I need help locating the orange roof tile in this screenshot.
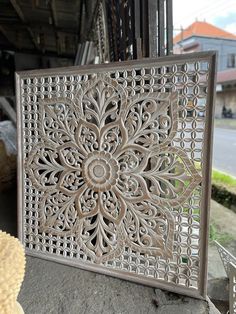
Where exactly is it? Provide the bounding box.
[174,21,236,44]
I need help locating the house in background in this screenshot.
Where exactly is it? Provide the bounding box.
[216,69,236,118]
[174,21,236,71]
[174,21,236,117]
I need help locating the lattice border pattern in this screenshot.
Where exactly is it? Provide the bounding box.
[230,263,236,314]
[215,241,236,277]
[16,52,216,299]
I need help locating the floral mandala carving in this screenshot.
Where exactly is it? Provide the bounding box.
[26,74,202,263]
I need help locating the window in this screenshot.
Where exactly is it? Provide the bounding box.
[227,53,236,68]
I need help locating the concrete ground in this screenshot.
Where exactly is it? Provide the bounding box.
[18,256,219,314]
[1,189,233,313]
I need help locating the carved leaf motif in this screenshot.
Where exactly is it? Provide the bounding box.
[26,144,64,191]
[99,189,126,224]
[40,191,77,235]
[144,147,202,207]
[76,75,127,128]
[76,186,99,218]
[39,98,79,146]
[75,119,99,154]
[100,119,128,155]
[58,143,85,169]
[59,170,84,194]
[124,92,178,149]
[116,145,150,201]
[124,201,175,258]
[77,212,125,263]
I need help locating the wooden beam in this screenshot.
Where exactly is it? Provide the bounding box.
[119,1,126,60]
[26,27,41,51]
[133,0,142,59]
[9,0,41,51]
[76,0,82,39]
[49,0,60,54]
[0,25,20,48]
[148,0,157,58]
[157,0,165,57]
[50,0,58,27]
[166,0,173,55]
[0,19,80,35]
[141,0,149,58]
[9,0,25,22]
[87,0,99,41]
[0,43,75,58]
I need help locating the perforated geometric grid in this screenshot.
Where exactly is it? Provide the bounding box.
[230,263,236,314]
[16,52,216,299]
[215,241,236,277]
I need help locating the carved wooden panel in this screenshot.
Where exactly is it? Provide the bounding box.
[16,52,216,299]
[215,241,236,277]
[230,263,236,314]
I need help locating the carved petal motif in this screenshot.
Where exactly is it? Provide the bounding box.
[99,189,126,224]
[40,191,78,235]
[26,74,202,262]
[145,147,202,207]
[58,170,85,194]
[76,186,99,218]
[100,119,128,155]
[116,145,151,201]
[75,119,99,155]
[58,143,85,169]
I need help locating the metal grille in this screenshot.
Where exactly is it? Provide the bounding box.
[16,52,216,299]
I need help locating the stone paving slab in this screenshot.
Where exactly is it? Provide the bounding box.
[18,256,220,314]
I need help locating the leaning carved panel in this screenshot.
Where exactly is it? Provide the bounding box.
[215,240,236,277]
[17,52,216,299]
[230,263,236,314]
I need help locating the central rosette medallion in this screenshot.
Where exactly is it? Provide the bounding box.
[83,152,119,192]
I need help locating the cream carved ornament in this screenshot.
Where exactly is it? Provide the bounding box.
[26,74,201,263]
[0,231,25,314]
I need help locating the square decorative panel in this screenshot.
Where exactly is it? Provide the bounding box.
[16,52,216,299]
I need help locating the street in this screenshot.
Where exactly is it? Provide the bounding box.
[213,127,236,177]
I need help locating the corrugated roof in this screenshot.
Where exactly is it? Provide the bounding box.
[174,21,236,44]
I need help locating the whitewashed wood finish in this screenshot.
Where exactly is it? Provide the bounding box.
[215,241,236,277]
[230,263,236,314]
[16,52,217,299]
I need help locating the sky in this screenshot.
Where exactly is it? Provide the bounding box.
[173,0,236,35]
